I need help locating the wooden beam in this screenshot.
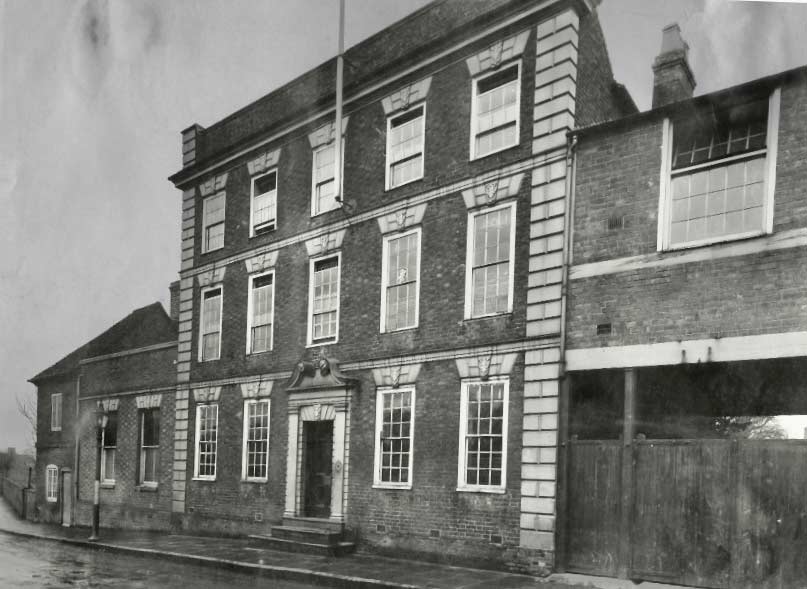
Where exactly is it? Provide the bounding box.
[617,368,637,579]
[555,374,571,572]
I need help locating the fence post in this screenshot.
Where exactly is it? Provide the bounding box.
[617,367,637,579]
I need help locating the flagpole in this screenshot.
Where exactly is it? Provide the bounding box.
[334,0,345,202]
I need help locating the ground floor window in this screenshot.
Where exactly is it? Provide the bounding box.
[458,380,508,491]
[101,410,118,483]
[374,387,415,488]
[195,404,218,479]
[45,465,58,502]
[242,399,269,481]
[139,408,160,485]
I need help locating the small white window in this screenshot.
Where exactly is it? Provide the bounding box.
[101,411,118,484]
[194,404,218,480]
[51,393,62,431]
[242,399,270,481]
[465,202,517,318]
[457,379,508,492]
[45,465,58,502]
[198,286,223,362]
[311,141,344,217]
[373,387,415,489]
[660,88,780,250]
[386,105,425,189]
[251,170,277,236]
[246,272,274,354]
[470,62,521,160]
[380,228,421,332]
[308,254,340,345]
[139,408,160,486]
[202,192,225,253]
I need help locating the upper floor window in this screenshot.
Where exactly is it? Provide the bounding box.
[51,393,62,431]
[311,141,343,217]
[202,193,225,253]
[242,399,270,482]
[247,272,274,354]
[308,254,340,345]
[458,379,508,492]
[101,410,118,484]
[45,465,58,502]
[465,203,516,318]
[199,286,222,362]
[139,408,160,486]
[386,105,425,189]
[251,171,277,236]
[660,88,780,250]
[381,228,421,332]
[373,387,415,489]
[470,63,521,160]
[194,403,218,480]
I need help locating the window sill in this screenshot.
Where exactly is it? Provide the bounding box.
[192,477,216,482]
[250,226,276,238]
[307,339,338,348]
[463,312,513,322]
[662,229,767,253]
[241,478,268,484]
[380,325,419,335]
[372,483,412,491]
[456,486,507,495]
[385,175,424,192]
[201,246,225,255]
[197,357,221,363]
[246,349,273,357]
[100,482,116,489]
[45,498,57,503]
[136,484,158,493]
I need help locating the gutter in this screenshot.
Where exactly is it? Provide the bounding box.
[558,134,578,379]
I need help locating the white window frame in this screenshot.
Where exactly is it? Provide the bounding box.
[194,403,218,481]
[470,61,522,161]
[101,411,117,485]
[307,252,341,346]
[245,271,275,355]
[380,227,422,333]
[198,285,223,362]
[457,378,509,494]
[201,192,226,253]
[250,169,278,236]
[311,139,345,217]
[373,386,415,490]
[138,408,160,487]
[45,465,58,502]
[241,398,270,482]
[657,87,780,252]
[385,104,426,190]
[51,393,62,431]
[464,202,517,319]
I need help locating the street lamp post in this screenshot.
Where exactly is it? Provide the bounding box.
[89,401,108,541]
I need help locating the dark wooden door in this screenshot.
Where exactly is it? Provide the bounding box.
[303,421,333,518]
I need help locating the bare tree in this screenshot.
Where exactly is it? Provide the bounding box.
[15,392,36,450]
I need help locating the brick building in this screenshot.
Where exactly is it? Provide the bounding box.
[561,25,807,588]
[165,0,632,573]
[30,301,177,526]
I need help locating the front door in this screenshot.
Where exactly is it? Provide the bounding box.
[303,421,333,518]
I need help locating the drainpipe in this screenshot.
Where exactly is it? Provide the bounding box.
[333,0,345,203]
[73,371,81,526]
[559,134,578,379]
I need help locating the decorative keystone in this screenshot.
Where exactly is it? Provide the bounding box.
[466,30,530,76]
[462,173,524,209]
[247,149,281,177]
[377,203,428,234]
[382,78,433,115]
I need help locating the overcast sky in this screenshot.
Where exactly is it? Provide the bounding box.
[1,0,806,452]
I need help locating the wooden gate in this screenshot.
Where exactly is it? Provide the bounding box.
[565,439,807,588]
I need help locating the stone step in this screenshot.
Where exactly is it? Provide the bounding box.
[249,534,355,557]
[271,525,342,545]
[282,516,343,533]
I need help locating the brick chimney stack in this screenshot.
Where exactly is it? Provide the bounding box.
[652,23,696,108]
[169,280,180,322]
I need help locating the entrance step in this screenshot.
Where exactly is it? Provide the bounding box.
[250,518,354,557]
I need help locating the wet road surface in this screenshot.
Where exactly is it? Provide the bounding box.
[0,531,317,588]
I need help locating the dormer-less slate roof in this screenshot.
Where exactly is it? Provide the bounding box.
[29,302,178,384]
[170,0,564,183]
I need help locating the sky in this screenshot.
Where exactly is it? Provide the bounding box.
[1,0,806,452]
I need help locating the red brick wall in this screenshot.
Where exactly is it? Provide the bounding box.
[81,347,177,397]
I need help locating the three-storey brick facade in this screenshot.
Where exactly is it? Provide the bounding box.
[166,0,631,572]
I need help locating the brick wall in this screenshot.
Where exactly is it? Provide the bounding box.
[75,393,175,531]
[81,347,177,396]
[568,73,807,349]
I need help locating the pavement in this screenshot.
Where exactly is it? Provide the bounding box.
[0,497,688,589]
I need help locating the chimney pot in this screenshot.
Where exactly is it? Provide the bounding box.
[652,23,696,108]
